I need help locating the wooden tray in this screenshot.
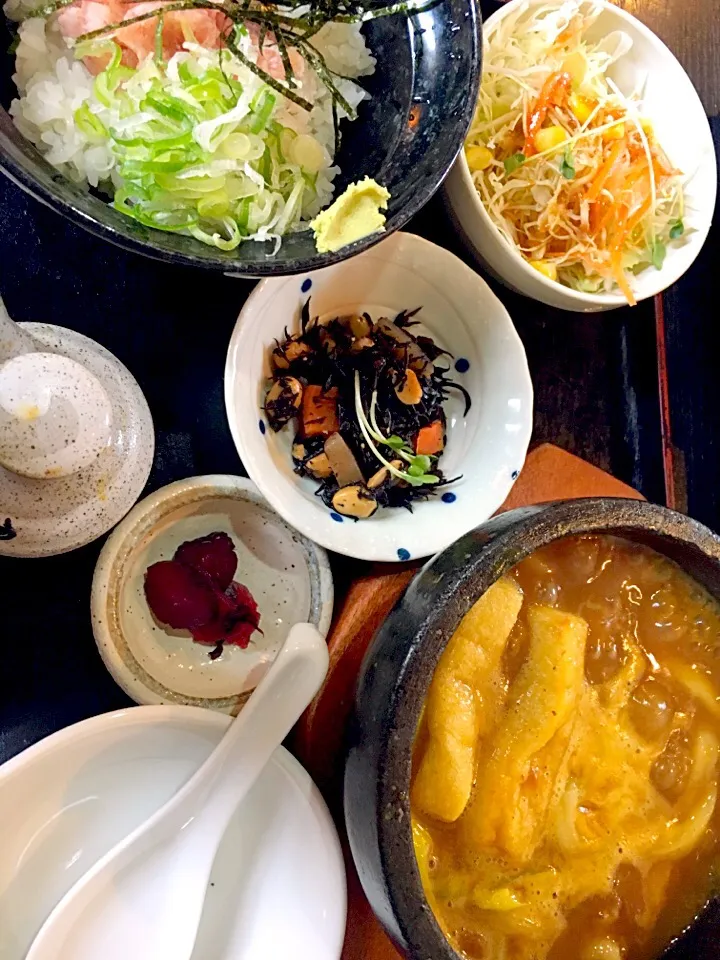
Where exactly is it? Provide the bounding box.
[294,442,643,960]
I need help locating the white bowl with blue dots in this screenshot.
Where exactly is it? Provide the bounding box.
[225,233,533,562]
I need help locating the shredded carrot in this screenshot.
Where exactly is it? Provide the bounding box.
[625,193,653,234]
[524,71,572,155]
[621,157,646,185]
[608,207,629,252]
[652,155,679,180]
[586,139,624,201]
[589,197,608,233]
[593,200,627,238]
[611,251,636,306]
[606,202,642,307]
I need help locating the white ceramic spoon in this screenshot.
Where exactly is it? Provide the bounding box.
[25,622,329,960]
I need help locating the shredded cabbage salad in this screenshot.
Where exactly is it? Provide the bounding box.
[465,0,686,303]
[73,30,336,251]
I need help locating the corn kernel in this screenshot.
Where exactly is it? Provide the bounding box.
[534,125,568,154]
[603,121,625,141]
[529,260,558,282]
[561,52,587,86]
[569,92,593,125]
[465,144,494,171]
[639,117,654,136]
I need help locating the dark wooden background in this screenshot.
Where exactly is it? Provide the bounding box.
[0,0,718,763]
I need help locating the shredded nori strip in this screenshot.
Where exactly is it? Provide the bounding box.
[0,518,17,541]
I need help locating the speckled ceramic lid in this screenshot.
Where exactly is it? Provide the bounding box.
[0,310,154,557]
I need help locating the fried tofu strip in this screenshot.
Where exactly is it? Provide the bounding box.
[412,577,524,822]
[465,605,588,859]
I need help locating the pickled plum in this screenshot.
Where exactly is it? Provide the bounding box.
[144,561,217,630]
[143,531,260,656]
[190,581,261,650]
[174,532,237,590]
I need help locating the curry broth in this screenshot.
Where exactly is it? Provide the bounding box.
[411,535,720,960]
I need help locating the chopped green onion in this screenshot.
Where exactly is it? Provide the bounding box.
[93,60,133,107]
[74,102,108,141]
[249,90,276,134]
[186,78,232,105]
[143,91,199,124]
[93,71,113,108]
[178,60,195,85]
[113,195,199,231]
[75,38,121,69]
[197,192,230,218]
[235,196,251,233]
[259,145,272,184]
[504,153,526,175]
[190,217,241,250]
[77,46,326,248]
[559,146,575,180]
[120,156,191,175]
[111,130,194,149]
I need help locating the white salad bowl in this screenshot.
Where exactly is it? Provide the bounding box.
[444,0,716,312]
[0,706,346,960]
[224,232,533,563]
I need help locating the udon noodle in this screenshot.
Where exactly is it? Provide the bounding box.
[411,535,720,960]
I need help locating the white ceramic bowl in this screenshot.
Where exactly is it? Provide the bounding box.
[91,476,333,714]
[225,233,533,563]
[0,706,346,960]
[444,0,717,312]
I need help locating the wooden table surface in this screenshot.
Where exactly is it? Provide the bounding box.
[0,0,718,762]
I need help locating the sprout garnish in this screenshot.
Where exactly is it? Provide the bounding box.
[355,372,439,487]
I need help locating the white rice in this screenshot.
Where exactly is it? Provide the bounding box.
[5,6,375,218]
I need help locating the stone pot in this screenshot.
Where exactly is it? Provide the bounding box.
[345,497,720,960]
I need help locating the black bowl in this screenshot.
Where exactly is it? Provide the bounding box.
[0,1,480,276]
[345,497,720,960]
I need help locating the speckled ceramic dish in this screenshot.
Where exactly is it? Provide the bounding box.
[0,1,479,276]
[225,232,533,563]
[91,475,333,715]
[345,498,720,960]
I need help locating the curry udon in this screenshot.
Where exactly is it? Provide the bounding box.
[411,535,720,960]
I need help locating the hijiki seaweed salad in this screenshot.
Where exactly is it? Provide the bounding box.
[5,0,434,252]
[263,303,471,519]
